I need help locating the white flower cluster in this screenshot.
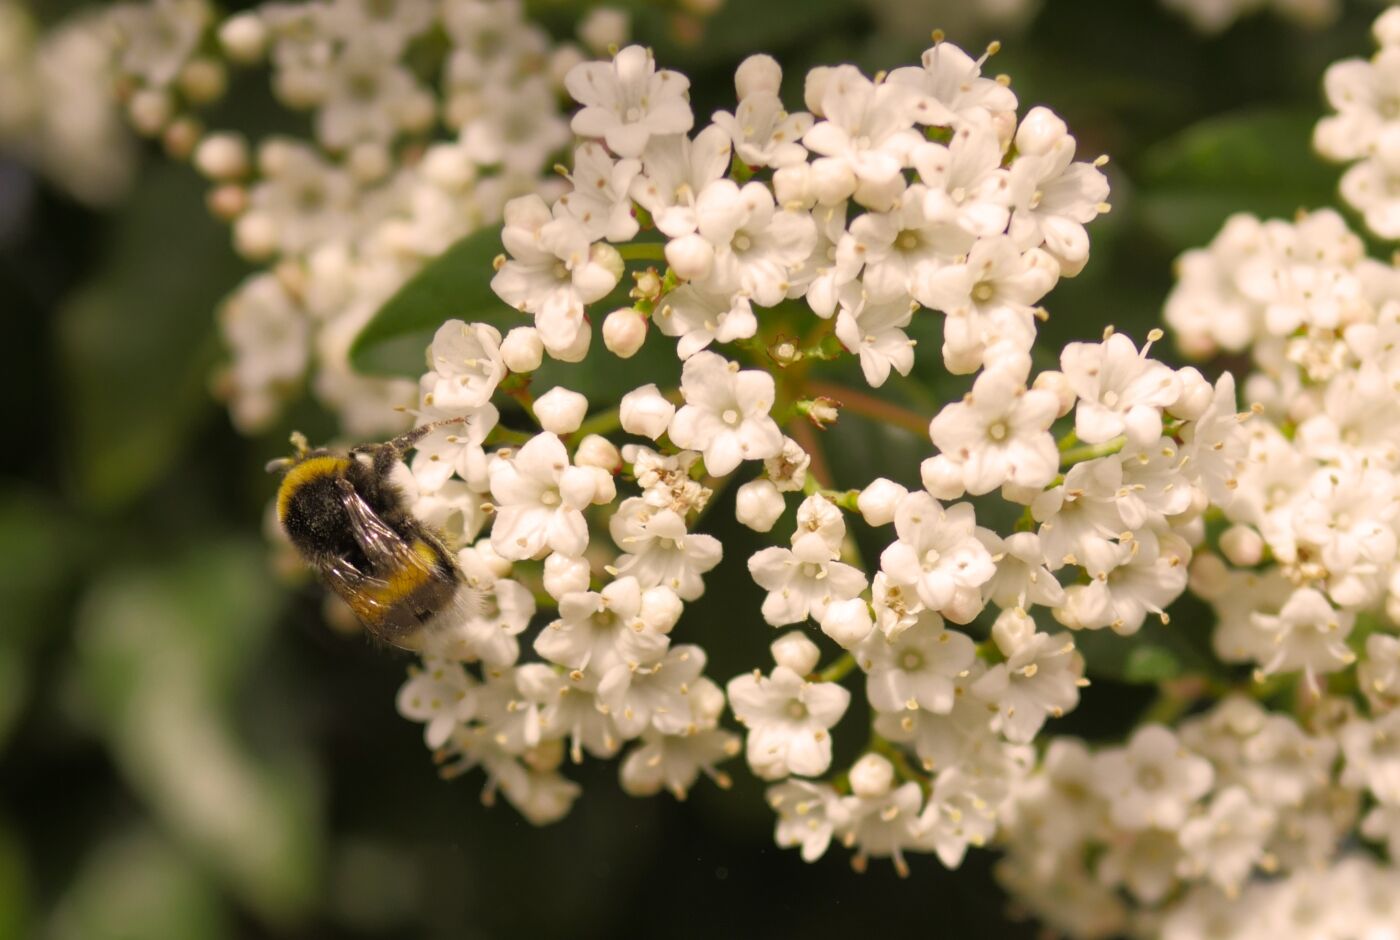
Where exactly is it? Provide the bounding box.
[374,39,1263,883]
[1164,205,1400,684]
[1,0,591,436]
[997,695,1400,939]
[205,0,591,435]
[0,0,140,205]
[1315,6,1400,239]
[1161,0,1339,34]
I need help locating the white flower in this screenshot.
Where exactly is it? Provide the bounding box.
[314,40,432,149]
[490,195,622,353]
[835,185,972,305]
[927,367,1060,496]
[556,141,641,243]
[1007,124,1109,273]
[712,89,812,170]
[1055,530,1191,635]
[802,65,923,209]
[457,75,570,172]
[878,493,995,620]
[683,179,817,306]
[1179,371,1247,506]
[422,320,506,412]
[1177,786,1276,894]
[609,497,722,601]
[913,120,1013,238]
[1249,586,1356,677]
[599,643,709,738]
[1314,45,1400,162]
[488,432,596,560]
[727,666,851,780]
[840,772,926,876]
[534,577,670,676]
[1342,710,1400,805]
[767,779,849,862]
[857,612,975,714]
[619,725,740,799]
[748,532,868,628]
[424,554,534,668]
[918,236,1059,333]
[629,125,732,238]
[619,384,676,440]
[565,45,694,158]
[668,351,783,475]
[654,283,756,359]
[520,665,621,764]
[396,658,477,748]
[1060,332,1181,446]
[971,628,1083,743]
[833,290,917,388]
[1091,725,1214,831]
[888,39,1019,130]
[977,531,1066,610]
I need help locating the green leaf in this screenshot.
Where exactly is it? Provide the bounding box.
[46,827,228,940]
[1074,597,1229,686]
[56,164,247,513]
[1136,108,1340,251]
[72,540,320,924]
[348,224,510,376]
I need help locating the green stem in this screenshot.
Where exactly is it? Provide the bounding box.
[816,653,857,684]
[618,242,666,262]
[572,407,622,441]
[1059,435,1125,468]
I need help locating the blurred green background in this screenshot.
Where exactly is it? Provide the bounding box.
[0,0,1384,936]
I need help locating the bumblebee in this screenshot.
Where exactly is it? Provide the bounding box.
[271,420,477,650]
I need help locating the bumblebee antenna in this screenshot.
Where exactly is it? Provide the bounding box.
[265,430,313,474]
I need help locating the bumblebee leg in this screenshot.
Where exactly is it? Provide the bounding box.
[355,417,473,478]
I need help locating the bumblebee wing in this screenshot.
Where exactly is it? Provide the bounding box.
[327,479,461,647]
[335,477,425,571]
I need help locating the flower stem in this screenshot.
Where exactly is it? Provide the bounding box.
[618,242,666,262]
[805,380,929,437]
[816,653,857,683]
[1058,435,1125,467]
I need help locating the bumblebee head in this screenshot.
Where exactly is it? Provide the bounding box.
[265,430,313,474]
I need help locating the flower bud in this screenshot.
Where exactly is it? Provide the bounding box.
[194,132,249,181]
[1188,552,1230,601]
[578,7,629,54]
[619,384,675,439]
[848,753,894,799]
[421,144,475,190]
[642,586,684,633]
[820,597,874,649]
[1032,370,1076,418]
[549,45,587,92]
[534,387,588,435]
[545,321,592,363]
[1376,5,1400,45]
[735,479,786,532]
[735,53,782,99]
[992,607,1037,658]
[603,308,647,358]
[558,465,598,506]
[810,158,857,205]
[575,434,621,472]
[771,631,820,674]
[218,12,268,63]
[1220,525,1264,567]
[178,58,227,104]
[1013,105,1068,157]
[920,455,966,500]
[543,552,591,599]
[587,466,616,505]
[1169,366,1214,420]
[772,164,815,208]
[857,478,907,527]
[348,141,392,183]
[803,65,834,116]
[501,327,544,373]
[233,211,278,260]
[128,88,173,136]
[665,233,714,281]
